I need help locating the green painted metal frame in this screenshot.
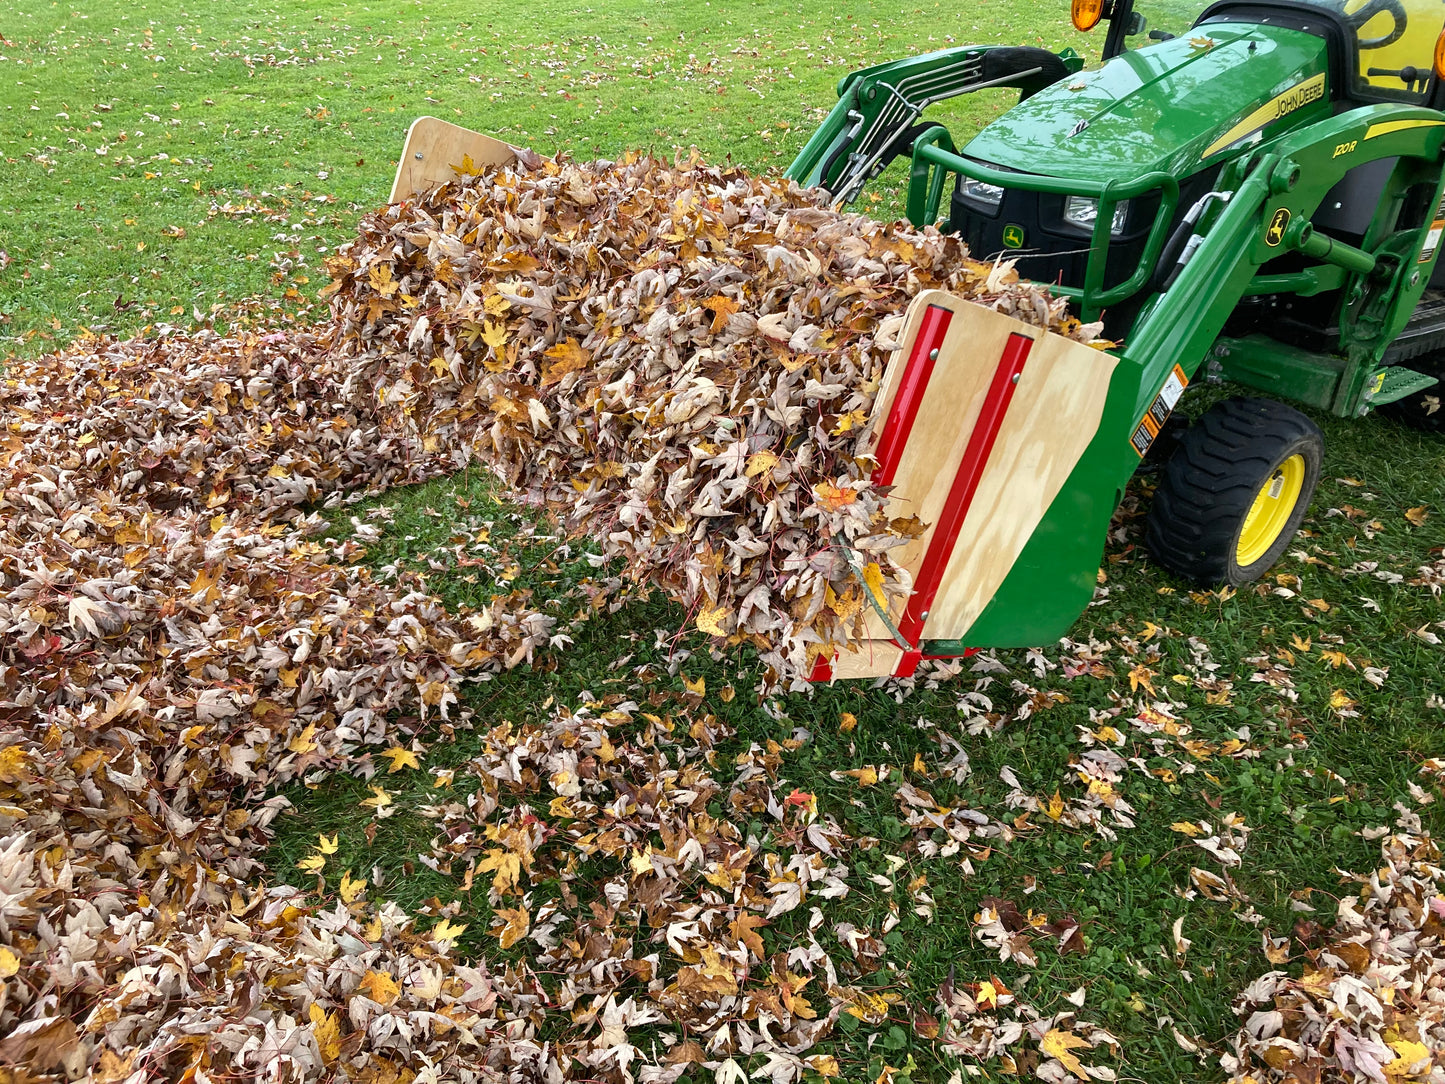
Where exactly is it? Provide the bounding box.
[953,104,1445,650]
[784,45,1083,197]
[787,30,1445,658]
[906,127,1181,322]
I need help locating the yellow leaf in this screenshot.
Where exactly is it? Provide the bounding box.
[481,319,508,350]
[630,845,657,877]
[432,918,469,944]
[1087,779,1117,806]
[845,767,879,787]
[828,582,863,621]
[287,723,318,754]
[695,601,731,637]
[1045,790,1064,821]
[1128,663,1156,694]
[381,746,420,772]
[745,451,780,478]
[476,847,523,894]
[296,852,326,874]
[339,869,367,903]
[731,913,768,959]
[1385,1039,1431,1079]
[1170,821,1203,837]
[1330,689,1358,711]
[830,408,867,435]
[366,263,398,299]
[976,980,999,1009]
[358,969,400,1005]
[317,833,339,855]
[1319,649,1351,669]
[489,907,528,948]
[683,674,706,697]
[839,712,858,733]
[806,1055,841,1079]
[360,785,393,811]
[308,1004,342,1063]
[0,947,18,977]
[549,795,576,819]
[189,565,220,595]
[0,746,32,784]
[1406,506,1430,527]
[1040,1028,1093,1077]
[862,562,887,610]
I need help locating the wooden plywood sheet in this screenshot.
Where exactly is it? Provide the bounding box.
[390,117,520,203]
[825,641,906,681]
[858,293,1041,643]
[923,329,1117,640]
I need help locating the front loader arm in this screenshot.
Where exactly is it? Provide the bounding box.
[953,104,1445,649]
[1124,105,1445,418]
[784,45,1081,204]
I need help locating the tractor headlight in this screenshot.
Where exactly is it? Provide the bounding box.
[1064,196,1129,235]
[960,177,1005,209]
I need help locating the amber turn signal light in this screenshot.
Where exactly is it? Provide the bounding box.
[1072,0,1105,32]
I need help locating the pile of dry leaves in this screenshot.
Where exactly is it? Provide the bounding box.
[0,322,558,1079]
[1222,822,1445,1084]
[323,149,1096,682]
[0,153,1104,1082]
[5,149,1437,1083]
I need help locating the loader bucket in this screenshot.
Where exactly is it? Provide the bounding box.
[390,116,524,203]
[812,292,1123,681]
[386,121,1135,683]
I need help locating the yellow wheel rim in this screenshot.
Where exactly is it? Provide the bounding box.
[1236,453,1307,567]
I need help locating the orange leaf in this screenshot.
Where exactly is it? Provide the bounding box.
[730,913,768,958]
[813,482,858,512]
[700,294,740,333]
[541,338,591,385]
[358,969,400,1005]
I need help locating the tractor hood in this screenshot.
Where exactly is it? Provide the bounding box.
[962,23,1330,181]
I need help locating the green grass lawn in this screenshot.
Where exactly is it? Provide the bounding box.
[5,3,1445,1082]
[0,0,1095,351]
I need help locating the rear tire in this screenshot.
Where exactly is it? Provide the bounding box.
[1145,397,1324,586]
[1379,356,1444,431]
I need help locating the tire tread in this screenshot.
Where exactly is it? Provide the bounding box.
[1145,397,1324,586]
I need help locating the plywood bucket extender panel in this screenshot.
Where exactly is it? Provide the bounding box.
[390,117,521,203]
[813,289,1118,681]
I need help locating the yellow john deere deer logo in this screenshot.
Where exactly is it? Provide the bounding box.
[1265,208,1291,247]
[1002,224,1026,249]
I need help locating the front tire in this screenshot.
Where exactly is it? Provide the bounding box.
[1145,397,1324,586]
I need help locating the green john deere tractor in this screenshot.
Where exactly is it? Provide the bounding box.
[787,0,1445,588]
